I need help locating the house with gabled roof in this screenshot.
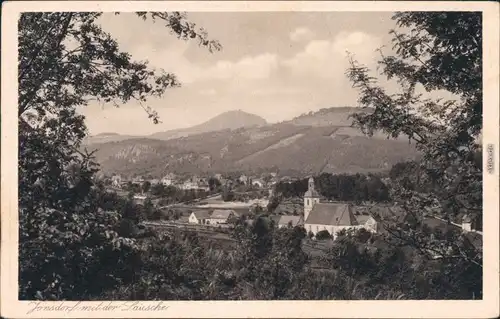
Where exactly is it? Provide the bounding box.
[277,215,304,229]
[161,173,176,186]
[111,175,122,187]
[419,215,482,259]
[355,214,380,233]
[189,210,211,224]
[207,209,239,225]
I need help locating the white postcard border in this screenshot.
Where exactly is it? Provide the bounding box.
[2,1,499,318]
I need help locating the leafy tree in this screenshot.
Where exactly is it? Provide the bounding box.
[142,181,151,194]
[315,230,333,240]
[266,196,280,213]
[252,204,263,214]
[163,185,179,199]
[208,177,221,192]
[221,186,235,202]
[346,11,482,298]
[18,11,220,300]
[150,182,165,196]
[366,177,390,202]
[143,197,154,219]
[261,174,272,186]
[120,193,142,223]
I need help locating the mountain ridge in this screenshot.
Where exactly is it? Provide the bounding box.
[83,110,268,145]
[84,106,371,144]
[149,109,268,141]
[85,107,419,177]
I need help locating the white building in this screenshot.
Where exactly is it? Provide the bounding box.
[189,210,211,224]
[239,174,249,185]
[252,179,265,188]
[189,209,238,225]
[149,178,160,185]
[180,180,198,190]
[132,176,145,184]
[161,173,176,186]
[462,214,473,232]
[304,177,321,219]
[303,177,379,239]
[206,209,238,224]
[111,175,122,187]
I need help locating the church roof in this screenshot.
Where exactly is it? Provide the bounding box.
[305,203,358,226]
[304,189,320,197]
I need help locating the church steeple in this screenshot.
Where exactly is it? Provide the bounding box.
[304,176,320,222]
[308,177,315,192]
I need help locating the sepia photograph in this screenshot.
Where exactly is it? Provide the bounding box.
[1,1,499,318]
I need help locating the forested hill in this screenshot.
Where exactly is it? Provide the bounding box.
[287,106,370,127]
[150,110,267,141]
[85,107,420,177]
[86,125,419,177]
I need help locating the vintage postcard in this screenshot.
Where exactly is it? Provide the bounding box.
[1,1,499,318]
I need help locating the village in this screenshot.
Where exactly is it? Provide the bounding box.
[101,170,482,259]
[104,171,291,226]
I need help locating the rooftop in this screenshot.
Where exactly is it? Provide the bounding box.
[278,215,304,226]
[354,214,372,224]
[360,205,407,223]
[211,209,238,219]
[304,189,321,198]
[178,215,190,223]
[192,210,211,219]
[305,203,358,226]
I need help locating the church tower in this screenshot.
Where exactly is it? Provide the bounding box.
[304,177,320,221]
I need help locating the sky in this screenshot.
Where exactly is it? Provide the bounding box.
[81,11,400,136]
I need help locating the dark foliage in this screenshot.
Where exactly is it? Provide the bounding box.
[275,172,390,203]
[315,230,333,240]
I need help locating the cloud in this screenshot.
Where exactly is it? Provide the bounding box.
[331,31,382,62]
[201,53,279,81]
[131,42,203,83]
[123,30,380,86]
[132,42,279,84]
[289,27,315,42]
[282,31,382,78]
[199,88,217,96]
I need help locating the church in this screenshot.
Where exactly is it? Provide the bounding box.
[303,177,379,239]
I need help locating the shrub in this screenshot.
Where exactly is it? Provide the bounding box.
[315,230,333,240]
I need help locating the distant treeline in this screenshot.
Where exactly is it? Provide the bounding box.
[274,172,390,203]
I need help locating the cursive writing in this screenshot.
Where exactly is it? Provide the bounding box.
[27,301,170,314]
